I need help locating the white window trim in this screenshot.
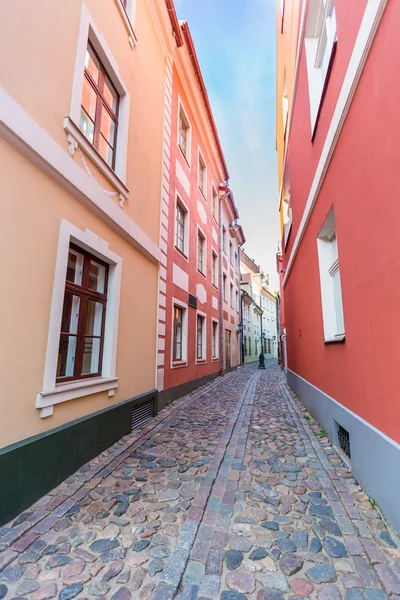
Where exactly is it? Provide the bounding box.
[67,3,130,191]
[174,192,190,260]
[212,317,219,360]
[36,219,122,418]
[317,207,345,342]
[211,248,218,289]
[196,310,207,363]
[114,0,137,47]
[211,182,218,223]
[197,147,207,200]
[304,0,337,136]
[223,273,228,303]
[196,225,207,276]
[177,95,192,168]
[171,298,189,367]
[230,283,234,309]
[282,174,292,246]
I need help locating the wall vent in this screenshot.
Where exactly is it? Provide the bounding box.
[337,424,351,459]
[132,400,153,431]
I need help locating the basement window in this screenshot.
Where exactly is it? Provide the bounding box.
[337,423,351,459]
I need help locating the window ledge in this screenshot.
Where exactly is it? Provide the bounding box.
[196,359,207,364]
[64,117,129,201]
[174,246,189,262]
[114,0,137,47]
[172,361,188,369]
[324,335,345,345]
[178,146,191,169]
[36,377,120,418]
[199,187,207,201]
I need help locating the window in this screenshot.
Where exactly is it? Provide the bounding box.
[197,314,206,360]
[176,201,187,255]
[244,336,247,355]
[222,227,226,253]
[173,306,184,361]
[235,252,238,272]
[282,71,288,133]
[305,0,337,135]
[267,338,272,354]
[255,340,258,356]
[198,152,206,196]
[282,174,292,246]
[57,244,108,382]
[230,284,234,308]
[178,102,191,162]
[212,251,218,287]
[229,242,233,265]
[212,187,218,222]
[223,274,227,302]
[212,320,219,359]
[80,43,119,169]
[317,207,345,341]
[197,231,205,274]
[249,338,252,355]
[236,291,239,313]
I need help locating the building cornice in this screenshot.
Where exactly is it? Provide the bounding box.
[0,86,160,264]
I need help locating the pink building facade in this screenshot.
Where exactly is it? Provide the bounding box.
[156,21,245,405]
[278,0,400,533]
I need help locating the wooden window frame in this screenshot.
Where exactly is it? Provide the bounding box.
[173,306,184,361]
[197,231,205,274]
[197,315,205,360]
[176,202,186,254]
[57,243,109,384]
[81,41,120,170]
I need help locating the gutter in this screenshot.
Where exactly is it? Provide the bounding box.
[165,0,183,47]
[218,189,230,375]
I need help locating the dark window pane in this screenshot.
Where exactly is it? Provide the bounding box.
[57,335,77,378]
[60,293,80,334]
[85,300,104,336]
[82,337,101,375]
[89,260,106,293]
[66,249,84,285]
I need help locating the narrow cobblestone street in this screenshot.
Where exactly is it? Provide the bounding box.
[0,363,399,600]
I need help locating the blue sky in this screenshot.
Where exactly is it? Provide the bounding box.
[174,0,279,288]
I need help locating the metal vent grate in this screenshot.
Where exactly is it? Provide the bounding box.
[338,424,351,459]
[132,400,153,431]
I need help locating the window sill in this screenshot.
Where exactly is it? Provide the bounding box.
[198,187,207,202]
[212,357,219,362]
[64,117,129,202]
[172,361,188,369]
[114,0,137,47]
[324,335,345,345]
[197,269,206,280]
[212,284,218,291]
[178,145,191,170]
[174,246,189,263]
[36,377,119,418]
[196,359,207,364]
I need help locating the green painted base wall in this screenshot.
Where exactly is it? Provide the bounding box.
[0,389,157,526]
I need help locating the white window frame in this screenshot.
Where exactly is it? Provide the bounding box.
[196,310,207,362]
[223,273,228,303]
[198,148,207,200]
[114,0,137,47]
[304,0,337,136]
[36,219,122,418]
[65,4,130,198]
[317,207,345,342]
[236,290,240,313]
[177,96,192,167]
[197,226,207,276]
[171,298,189,366]
[230,283,234,309]
[174,193,190,259]
[212,318,219,360]
[212,249,218,288]
[211,183,218,223]
[222,226,227,254]
[282,174,292,246]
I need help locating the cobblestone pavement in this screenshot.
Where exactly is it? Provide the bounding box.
[1,363,399,600]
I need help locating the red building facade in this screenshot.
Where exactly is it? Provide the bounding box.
[278,0,400,533]
[156,20,244,405]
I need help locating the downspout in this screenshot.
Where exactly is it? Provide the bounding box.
[237,242,245,366]
[219,189,230,376]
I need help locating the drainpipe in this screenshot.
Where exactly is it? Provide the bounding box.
[219,188,230,376]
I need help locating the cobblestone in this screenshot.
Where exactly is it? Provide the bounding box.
[0,363,398,599]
